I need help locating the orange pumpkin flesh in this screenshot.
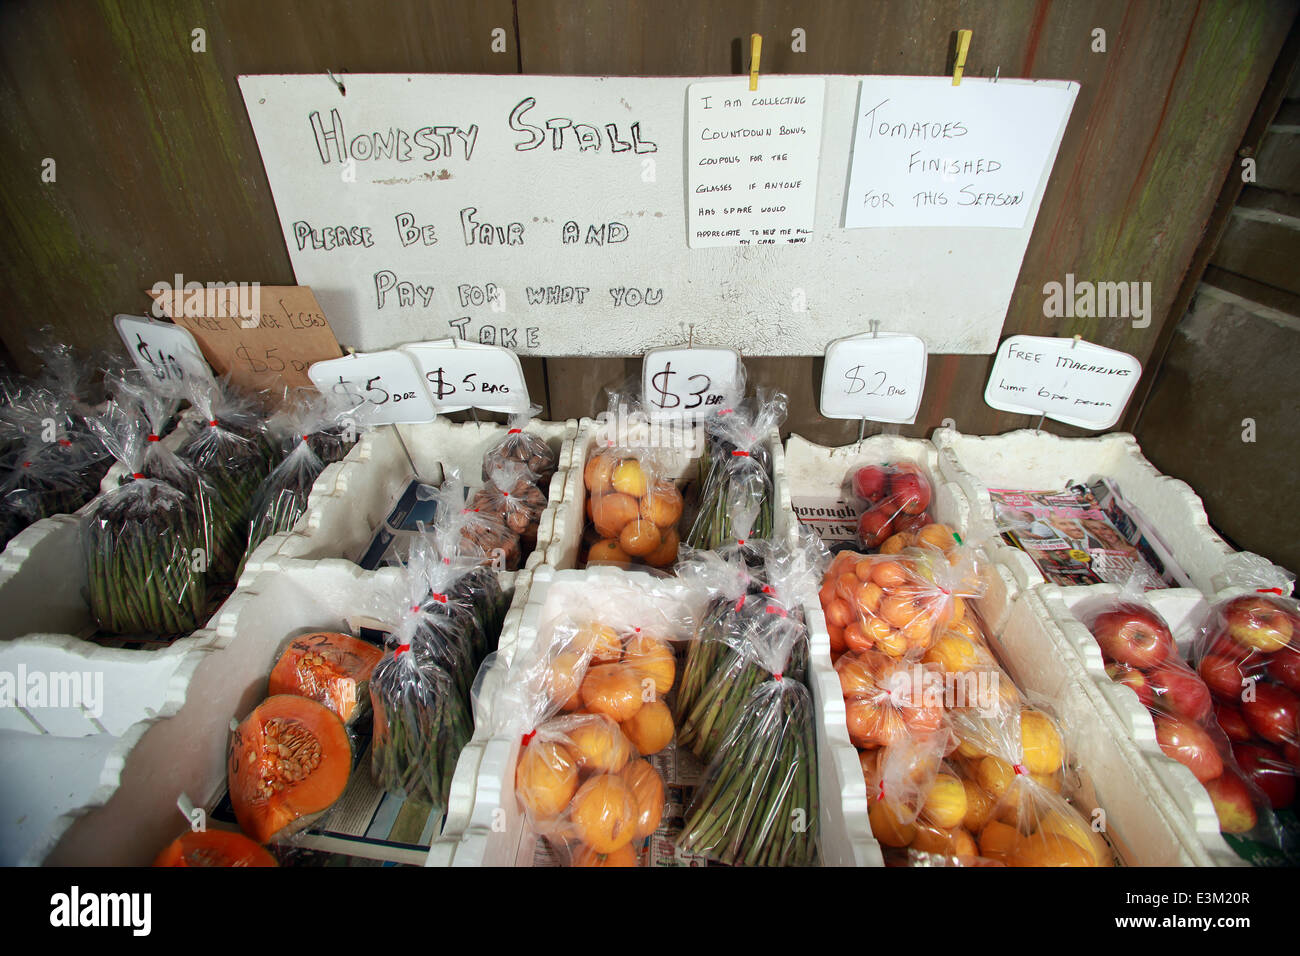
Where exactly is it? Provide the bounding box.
[153,829,278,867]
[228,695,352,844]
[268,632,383,723]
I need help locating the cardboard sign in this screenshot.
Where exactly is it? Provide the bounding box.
[113,314,210,397]
[150,285,343,393]
[984,334,1142,430]
[844,77,1076,229]
[642,347,744,421]
[403,340,529,413]
[686,77,826,247]
[820,332,927,423]
[307,350,435,425]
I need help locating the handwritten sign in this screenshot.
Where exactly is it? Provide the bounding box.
[151,285,343,393]
[642,347,744,421]
[239,74,1076,356]
[686,77,825,247]
[844,77,1076,229]
[403,340,529,413]
[113,314,210,397]
[307,350,435,425]
[984,334,1141,430]
[820,332,927,423]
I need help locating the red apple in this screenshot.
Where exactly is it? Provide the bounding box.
[1199,654,1250,701]
[1091,605,1173,669]
[1148,664,1213,722]
[889,470,931,516]
[852,465,889,503]
[857,507,894,548]
[1155,714,1224,783]
[1241,683,1300,746]
[1267,649,1300,694]
[1106,662,1155,709]
[894,511,931,535]
[1213,701,1254,744]
[1204,769,1258,834]
[1224,595,1295,653]
[1285,742,1300,774]
[1203,630,1252,664]
[1232,742,1296,810]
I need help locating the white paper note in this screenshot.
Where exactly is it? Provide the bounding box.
[686,77,826,247]
[844,77,1075,229]
[984,334,1142,430]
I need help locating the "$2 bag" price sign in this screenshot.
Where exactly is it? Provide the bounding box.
[642,347,743,421]
[308,350,435,424]
[820,332,927,424]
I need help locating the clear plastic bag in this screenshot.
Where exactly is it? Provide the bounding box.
[482,405,558,486]
[82,402,209,636]
[685,391,785,550]
[0,438,98,548]
[467,459,548,545]
[430,471,521,570]
[847,460,937,550]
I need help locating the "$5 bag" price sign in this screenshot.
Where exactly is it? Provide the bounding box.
[308,350,435,425]
[642,347,743,421]
[403,340,529,414]
[820,332,927,424]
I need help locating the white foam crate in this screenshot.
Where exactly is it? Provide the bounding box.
[1036,583,1250,864]
[246,417,578,581]
[931,427,1285,598]
[538,417,787,570]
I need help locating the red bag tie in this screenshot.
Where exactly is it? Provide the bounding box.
[765,605,788,618]
[394,643,411,658]
[429,593,448,604]
[773,671,783,681]
[1257,588,1285,595]
[1014,764,1028,776]
[58,439,72,447]
[760,584,775,595]
[508,428,522,434]
[131,472,145,479]
[734,594,746,612]
[521,730,536,748]
[737,538,746,546]
[208,419,219,427]
[147,434,160,442]
[21,461,31,468]
[731,450,750,457]
[301,434,310,443]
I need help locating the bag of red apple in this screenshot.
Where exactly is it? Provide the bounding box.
[849,460,937,551]
[1075,585,1283,843]
[1193,585,1299,819]
[943,697,1115,867]
[821,544,986,662]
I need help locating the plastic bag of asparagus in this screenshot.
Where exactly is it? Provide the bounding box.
[0,435,104,549]
[674,533,826,865]
[82,400,209,637]
[367,536,478,806]
[240,392,357,575]
[685,390,786,550]
[181,374,276,584]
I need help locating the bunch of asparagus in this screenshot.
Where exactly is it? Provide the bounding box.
[686,435,774,550]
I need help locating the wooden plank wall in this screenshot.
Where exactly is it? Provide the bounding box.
[1,0,1296,442]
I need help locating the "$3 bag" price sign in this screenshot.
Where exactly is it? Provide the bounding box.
[642,347,743,421]
[308,350,435,424]
[820,332,927,424]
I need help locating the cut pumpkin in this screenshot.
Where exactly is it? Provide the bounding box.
[268,631,383,723]
[228,695,352,844]
[153,829,278,867]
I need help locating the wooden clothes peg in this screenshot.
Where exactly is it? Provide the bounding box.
[952,29,972,86]
[750,33,762,91]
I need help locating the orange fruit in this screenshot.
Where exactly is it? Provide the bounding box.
[565,716,631,773]
[623,635,675,695]
[591,493,639,538]
[1008,829,1096,867]
[570,774,638,854]
[853,558,875,582]
[856,581,884,615]
[835,573,861,602]
[584,453,618,494]
[622,699,674,755]
[962,779,996,831]
[621,759,665,838]
[568,623,623,663]
[910,823,978,859]
[925,633,981,673]
[587,539,631,565]
[818,581,837,609]
[643,527,679,567]
[879,533,910,555]
[901,617,934,651]
[846,698,908,749]
[580,664,644,721]
[881,592,922,629]
[844,621,873,655]
[876,626,908,658]
[619,519,661,557]
[1020,710,1064,774]
[572,843,638,867]
[827,624,847,654]
[836,653,876,698]
[1038,809,1111,867]
[639,481,683,528]
[871,562,909,590]
[917,523,957,552]
[921,773,968,829]
[515,739,578,819]
[976,756,1015,799]
[549,651,586,711]
[869,800,917,848]
[825,599,852,630]
[978,820,1019,862]
[611,459,648,497]
[1031,771,1061,792]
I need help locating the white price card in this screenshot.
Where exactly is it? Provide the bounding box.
[820,332,927,423]
[308,350,435,425]
[642,347,744,421]
[686,77,826,247]
[843,77,1076,229]
[403,340,529,414]
[114,314,210,397]
[984,334,1141,430]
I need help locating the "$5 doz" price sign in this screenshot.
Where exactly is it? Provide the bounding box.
[820,331,927,424]
[642,347,743,421]
[308,350,435,424]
